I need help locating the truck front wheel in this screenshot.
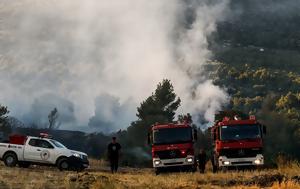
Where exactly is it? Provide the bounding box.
[190,165,197,172]
[3,153,18,167]
[57,158,69,171]
[212,154,218,173]
[155,168,161,175]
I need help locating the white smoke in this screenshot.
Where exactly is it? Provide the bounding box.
[88,93,136,133]
[0,0,229,132]
[22,93,76,128]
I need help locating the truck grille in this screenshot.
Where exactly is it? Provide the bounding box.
[220,148,262,158]
[156,150,182,159]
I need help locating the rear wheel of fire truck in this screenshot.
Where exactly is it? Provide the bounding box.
[57,157,69,171]
[155,168,160,175]
[190,165,197,172]
[18,162,31,168]
[212,155,218,173]
[212,164,218,173]
[220,166,228,172]
[3,152,18,167]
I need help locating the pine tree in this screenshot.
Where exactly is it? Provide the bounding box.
[127,79,181,146]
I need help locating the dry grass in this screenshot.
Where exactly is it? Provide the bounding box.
[0,160,300,189]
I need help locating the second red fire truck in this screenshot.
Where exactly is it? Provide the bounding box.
[211,115,266,172]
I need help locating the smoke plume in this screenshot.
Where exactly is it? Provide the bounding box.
[0,0,229,132]
[22,94,76,129]
[88,94,135,133]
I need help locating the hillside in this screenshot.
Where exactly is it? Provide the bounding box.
[205,0,300,161]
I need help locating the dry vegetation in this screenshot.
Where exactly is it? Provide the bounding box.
[0,160,300,189]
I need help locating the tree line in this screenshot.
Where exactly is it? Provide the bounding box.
[1,77,300,166]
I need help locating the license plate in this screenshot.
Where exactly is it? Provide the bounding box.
[168,159,181,163]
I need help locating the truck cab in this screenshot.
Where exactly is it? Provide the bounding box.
[0,134,89,170]
[211,115,266,171]
[148,123,197,174]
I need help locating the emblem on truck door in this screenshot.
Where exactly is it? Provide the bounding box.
[40,150,50,160]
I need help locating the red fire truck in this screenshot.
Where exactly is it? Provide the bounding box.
[211,115,266,172]
[148,123,198,174]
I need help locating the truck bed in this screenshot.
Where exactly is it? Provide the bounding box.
[0,142,25,161]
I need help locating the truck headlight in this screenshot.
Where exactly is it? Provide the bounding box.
[186,157,193,163]
[223,161,230,165]
[72,153,81,158]
[254,159,262,165]
[154,160,161,165]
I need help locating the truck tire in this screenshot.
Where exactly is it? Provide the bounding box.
[3,152,18,167]
[18,162,31,168]
[221,166,228,172]
[57,157,69,171]
[155,168,160,175]
[190,165,197,172]
[212,163,218,173]
[212,154,218,173]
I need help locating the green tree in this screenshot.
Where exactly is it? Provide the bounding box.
[0,105,11,137]
[136,79,181,124]
[126,79,181,147]
[48,107,60,130]
[0,105,9,127]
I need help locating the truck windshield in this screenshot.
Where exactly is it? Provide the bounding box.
[220,124,261,141]
[50,139,67,148]
[153,127,192,145]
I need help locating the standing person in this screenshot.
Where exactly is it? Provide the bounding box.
[198,148,207,173]
[107,137,121,173]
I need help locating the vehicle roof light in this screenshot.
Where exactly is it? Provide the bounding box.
[223,117,230,121]
[39,133,52,138]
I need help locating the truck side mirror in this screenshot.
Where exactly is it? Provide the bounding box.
[263,125,267,135]
[193,129,198,141]
[147,133,151,145]
[213,132,216,141]
[212,130,217,141]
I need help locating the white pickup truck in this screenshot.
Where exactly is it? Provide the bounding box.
[0,135,89,170]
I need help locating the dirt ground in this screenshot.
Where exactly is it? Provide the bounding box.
[0,161,300,189]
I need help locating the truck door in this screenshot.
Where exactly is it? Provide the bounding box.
[24,139,55,163]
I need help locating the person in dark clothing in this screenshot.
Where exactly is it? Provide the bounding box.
[107,137,121,173]
[198,148,207,173]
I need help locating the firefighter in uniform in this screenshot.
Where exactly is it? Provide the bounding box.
[107,137,121,173]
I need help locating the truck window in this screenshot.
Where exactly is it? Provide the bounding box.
[220,124,261,141]
[153,127,192,145]
[28,139,54,149]
[50,139,66,148]
[28,139,37,146]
